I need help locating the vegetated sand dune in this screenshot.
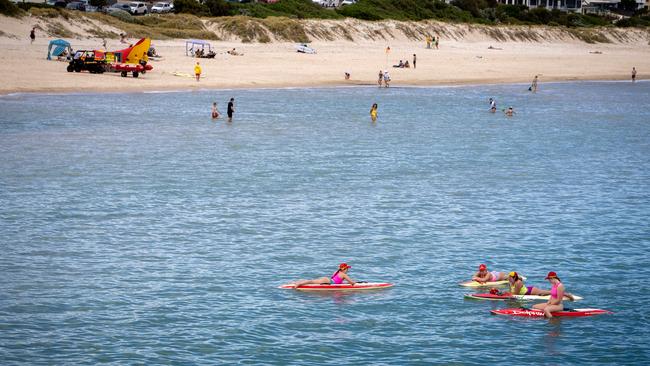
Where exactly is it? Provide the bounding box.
[0,13,648,94]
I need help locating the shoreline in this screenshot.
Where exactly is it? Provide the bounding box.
[1,15,648,97]
[0,75,644,97]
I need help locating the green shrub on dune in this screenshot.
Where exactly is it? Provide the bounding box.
[1,0,23,17]
[232,0,341,19]
[337,0,473,22]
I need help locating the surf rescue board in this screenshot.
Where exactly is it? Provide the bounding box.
[465,293,582,301]
[279,282,393,291]
[491,308,612,317]
[459,276,526,288]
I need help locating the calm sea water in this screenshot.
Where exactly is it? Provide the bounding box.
[1,82,649,365]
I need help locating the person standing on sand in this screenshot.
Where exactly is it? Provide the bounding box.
[435,36,439,49]
[413,54,417,69]
[383,70,391,88]
[30,27,36,44]
[227,98,235,122]
[378,70,383,88]
[211,102,220,119]
[632,67,637,82]
[194,61,202,82]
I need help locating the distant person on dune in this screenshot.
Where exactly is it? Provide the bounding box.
[30,27,36,44]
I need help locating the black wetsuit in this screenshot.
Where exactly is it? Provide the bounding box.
[227,101,234,119]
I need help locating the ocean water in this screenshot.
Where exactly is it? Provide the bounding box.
[1,81,649,365]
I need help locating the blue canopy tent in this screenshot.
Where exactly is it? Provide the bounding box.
[185,39,211,56]
[47,39,72,60]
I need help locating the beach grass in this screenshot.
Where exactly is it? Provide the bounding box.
[210,16,272,43]
[84,12,220,40]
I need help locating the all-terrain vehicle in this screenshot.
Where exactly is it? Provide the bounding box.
[67,50,106,74]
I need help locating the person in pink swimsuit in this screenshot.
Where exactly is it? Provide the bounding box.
[472,263,507,283]
[290,263,356,288]
[532,271,572,318]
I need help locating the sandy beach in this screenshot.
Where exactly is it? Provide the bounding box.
[1,14,649,94]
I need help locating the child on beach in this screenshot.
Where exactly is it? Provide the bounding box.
[194,62,202,82]
[289,263,356,289]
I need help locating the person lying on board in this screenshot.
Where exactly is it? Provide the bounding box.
[290,263,356,288]
[532,271,574,318]
[472,263,507,283]
[508,271,549,296]
[507,271,576,299]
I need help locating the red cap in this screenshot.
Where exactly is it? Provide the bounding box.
[545,271,558,280]
[479,264,487,271]
[339,263,351,270]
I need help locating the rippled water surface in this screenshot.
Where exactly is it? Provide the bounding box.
[1,82,649,365]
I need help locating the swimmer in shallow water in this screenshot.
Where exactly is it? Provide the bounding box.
[370,103,378,122]
[489,98,496,113]
[211,102,220,119]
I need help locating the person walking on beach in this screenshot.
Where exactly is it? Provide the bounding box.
[370,103,378,122]
[435,36,439,50]
[211,102,220,119]
[530,75,538,93]
[30,27,36,44]
[227,98,235,122]
[632,67,637,82]
[383,70,391,88]
[413,54,417,69]
[194,61,202,82]
[378,70,383,88]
